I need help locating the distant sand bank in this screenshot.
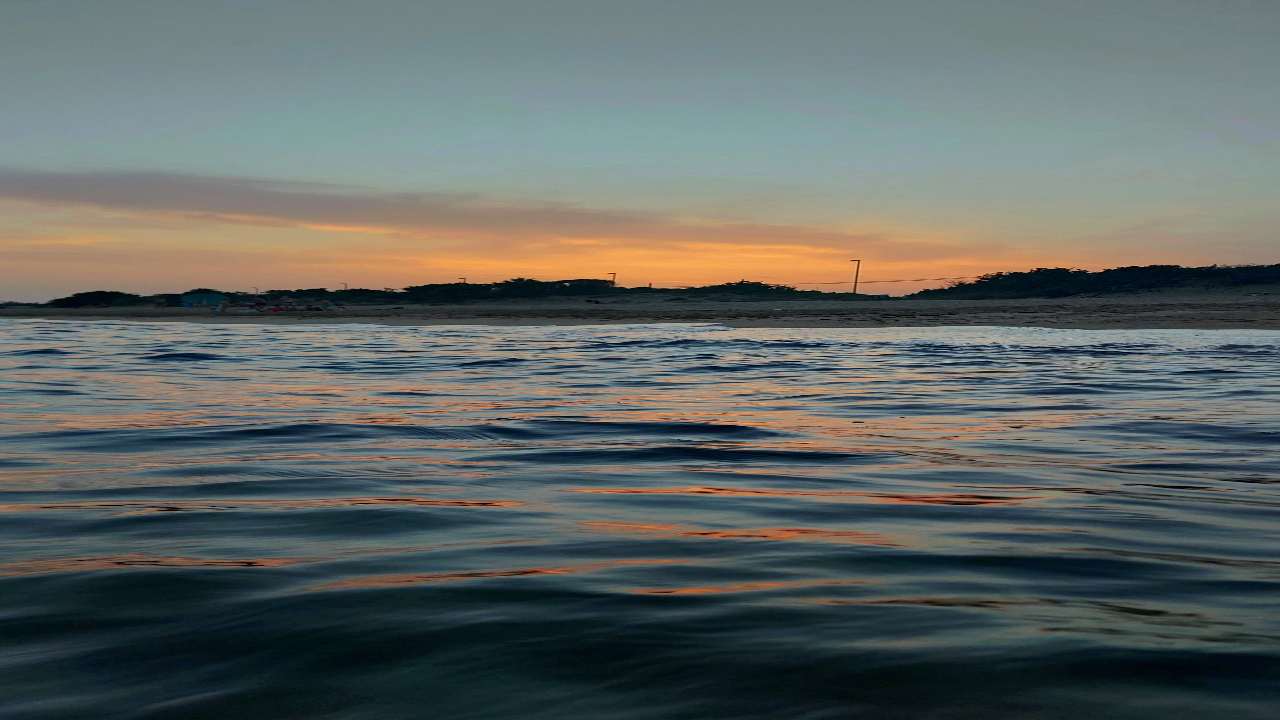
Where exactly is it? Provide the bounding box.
[5,290,1280,330]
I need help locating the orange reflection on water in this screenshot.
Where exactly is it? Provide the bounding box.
[568,485,1036,506]
[0,496,521,516]
[581,520,900,546]
[316,557,684,590]
[0,553,305,576]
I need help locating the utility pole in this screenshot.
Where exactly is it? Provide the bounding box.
[850,259,862,295]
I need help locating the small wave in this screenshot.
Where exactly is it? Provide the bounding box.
[633,577,866,595]
[476,446,887,464]
[0,458,42,468]
[581,520,902,546]
[315,557,684,591]
[139,352,231,361]
[0,553,305,576]
[1015,385,1108,395]
[1207,343,1280,356]
[0,496,521,516]
[584,337,836,351]
[459,357,529,367]
[11,419,786,452]
[7,348,74,356]
[1093,420,1280,445]
[15,387,87,396]
[567,485,1038,506]
[680,361,827,374]
[518,419,782,439]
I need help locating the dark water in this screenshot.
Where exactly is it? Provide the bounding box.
[2,320,1279,719]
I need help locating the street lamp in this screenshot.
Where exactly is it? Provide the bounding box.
[851,259,862,294]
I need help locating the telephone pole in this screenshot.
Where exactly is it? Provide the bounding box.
[851,259,862,295]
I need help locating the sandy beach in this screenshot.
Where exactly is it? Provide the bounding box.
[5,288,1279,329]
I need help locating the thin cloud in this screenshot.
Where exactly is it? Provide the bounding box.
[0,167,984,260]
[0,168,680,237]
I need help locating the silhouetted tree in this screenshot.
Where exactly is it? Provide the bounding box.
[911,264,1280,299]
[48,290,147,308]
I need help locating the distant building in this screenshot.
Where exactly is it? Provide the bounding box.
[181,291,226,309]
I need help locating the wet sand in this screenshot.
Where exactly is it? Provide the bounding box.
[4,289,1280,329]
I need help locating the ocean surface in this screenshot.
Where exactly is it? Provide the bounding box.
[2,319,1279,719]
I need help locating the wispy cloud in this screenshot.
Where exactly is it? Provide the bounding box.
[0,167,987,261]
[0,167,1041,300]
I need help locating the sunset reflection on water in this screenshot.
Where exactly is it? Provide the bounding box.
[2,321,1279,719]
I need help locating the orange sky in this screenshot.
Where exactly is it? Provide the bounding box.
[0,194,1077,300]
[2,208,1267,301]
[4,172,1271,302]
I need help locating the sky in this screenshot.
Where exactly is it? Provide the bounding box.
[2,0,1278,300]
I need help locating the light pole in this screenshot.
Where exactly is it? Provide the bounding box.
[851,259,862,295]
[608,272,617,286]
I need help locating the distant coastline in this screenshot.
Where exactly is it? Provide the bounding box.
[4,288,1279,330]
[5,265,1279,329]
[6,264,1279,311]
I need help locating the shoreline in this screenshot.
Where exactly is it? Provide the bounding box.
[2,315,1279,331]
[4,292,1279,330]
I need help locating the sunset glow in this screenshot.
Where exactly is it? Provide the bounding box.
[3,2,1278,300]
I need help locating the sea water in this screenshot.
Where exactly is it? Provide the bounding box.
[2,320,1278,719]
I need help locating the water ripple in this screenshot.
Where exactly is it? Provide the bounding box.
[1,320,1278,719]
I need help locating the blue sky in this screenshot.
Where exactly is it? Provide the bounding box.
[2,1,1277,299]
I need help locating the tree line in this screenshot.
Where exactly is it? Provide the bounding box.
[910,264,1280,299]
[33,264,1280,307]
[41,278,848,308]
